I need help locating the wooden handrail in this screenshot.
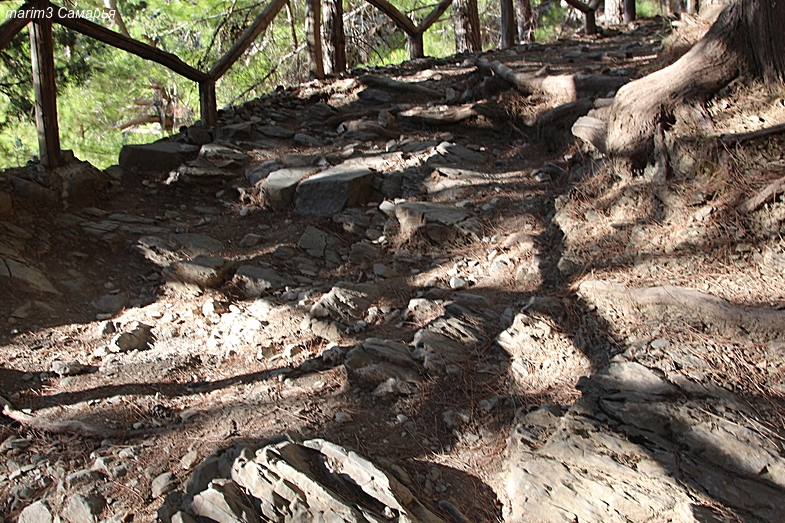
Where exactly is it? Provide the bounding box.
[0,1,39,50]
[419,0,452,32]
[50,3,209,83]
[363,0,418,36]
[209,0,287,80]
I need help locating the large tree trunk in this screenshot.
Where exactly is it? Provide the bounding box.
[323,0,346,74]
[453,0,482,52]
[605,0,622,24]
[516,0,535,42]
[605,0,785,175]
[500,0,517,48]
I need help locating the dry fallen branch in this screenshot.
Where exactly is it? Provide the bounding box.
[0,394,113,438]
[736,175,785,214]
[358,74,443,98]
[475,57,629,103]
[720,122,785,145]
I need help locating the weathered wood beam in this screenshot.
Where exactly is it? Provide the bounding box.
[199,79,217,127]
[419,0,452,32]
[209,0,287,80]
[0,1,37,51]
[305,0,324,79]
[29,18,61,168]
[323,0,346,74]
[363,0,418,35]
[50,4,208,82]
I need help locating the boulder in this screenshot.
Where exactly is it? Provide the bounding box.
[164,256,232,287]
[119,142,200,171]
[294,164,374,217]
[233,266,293,298]
[258,167,320,211]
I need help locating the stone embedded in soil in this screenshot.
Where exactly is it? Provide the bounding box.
[171,233,224,256]
[297,226,329,257]
[345,338,422,386]
[163,255,232,287]
[394,201,469,240]
[309,282,379,324]
[233,266,293,298]
[19,500,53,523]
[212,122,255,142]
[294,164,374,217]
[244,160,280,186]
[412,313,486,374]
[190,479,260,523]
[186,126,212,145]
[225,439,444,523]
[91,293,128,315]
[166,165,238,186]
[258,167,320,211]
[51,360,88,377]
[60,493,105,523]
[238,233,262,248]
[2,258,60,294]
[119,142,200,171]
[152,471,178,498]
[110,322,153,352]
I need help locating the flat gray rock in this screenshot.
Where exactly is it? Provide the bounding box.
[119,142,200,171]
[234,266,293,298]
[258,167,320,211]
[172,233,224,256]
[19,500,53,523]
[190,479,259,523]
[295,164,374,217]
[2,258,60,294]
[228,440,443,523]
[61,494,105,523]
[164,256,232,287]
[309,282,378,324]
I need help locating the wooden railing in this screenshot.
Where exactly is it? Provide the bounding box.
[0,0,547,168]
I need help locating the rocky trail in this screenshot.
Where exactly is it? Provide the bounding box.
[3,17,785,523]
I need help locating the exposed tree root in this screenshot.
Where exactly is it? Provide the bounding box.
[475,57,629,104]
[579,280,785,340]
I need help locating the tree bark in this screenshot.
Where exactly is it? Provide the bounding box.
[585,10,596,34]
[29,19,61,168]
[500,0,517,48]
[516,0,535,42]
[605,0,622,24]
[453,0,481,52]
[605,0,785,175]
[305,0,325,79]
[323,0,346,74]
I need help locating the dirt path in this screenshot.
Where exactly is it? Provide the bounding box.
[3,18,785,523]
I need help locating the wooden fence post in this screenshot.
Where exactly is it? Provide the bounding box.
[623,0,636,23]
[305,0,325,78]
[200,80,217,127]
[323,0,346,74]
[500,0,517,49]
[29,18,60,168]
